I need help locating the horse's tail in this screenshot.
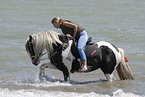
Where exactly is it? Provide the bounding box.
[116,48,134,80]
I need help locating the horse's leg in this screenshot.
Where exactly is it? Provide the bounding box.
[105,73,116,82]
[51,56,70,82]
[112,74,116,81]
[50,43,70,82]
[39,63,49,81]
[56,62,70,81]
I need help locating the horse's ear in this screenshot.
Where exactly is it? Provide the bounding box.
[29,35,33,41]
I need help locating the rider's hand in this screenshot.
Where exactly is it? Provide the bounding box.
[70,37,74,40]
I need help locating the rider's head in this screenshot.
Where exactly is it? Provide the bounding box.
[51,17,63,29]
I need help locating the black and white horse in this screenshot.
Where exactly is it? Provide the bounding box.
[25,31,134,82]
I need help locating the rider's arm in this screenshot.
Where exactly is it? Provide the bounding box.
[62,22,77,39]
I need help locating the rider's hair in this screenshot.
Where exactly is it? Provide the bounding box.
[51,17,63,24]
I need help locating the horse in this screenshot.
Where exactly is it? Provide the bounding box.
[25,31,134,82]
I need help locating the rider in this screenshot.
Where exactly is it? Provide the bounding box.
[51,17,88,71]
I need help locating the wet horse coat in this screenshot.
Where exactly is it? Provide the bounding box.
[25,31,134,82]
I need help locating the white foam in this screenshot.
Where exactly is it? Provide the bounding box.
[112,89,142,97]
[13,80,72,88]
[0,88,143,97]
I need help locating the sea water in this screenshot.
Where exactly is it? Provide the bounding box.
[0,0,145,96]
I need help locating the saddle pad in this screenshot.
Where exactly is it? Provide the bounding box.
[85,43,98,58]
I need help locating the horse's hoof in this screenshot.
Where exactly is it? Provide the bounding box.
[70,69,74,73]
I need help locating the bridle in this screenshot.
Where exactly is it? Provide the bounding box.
[28,37,70,61]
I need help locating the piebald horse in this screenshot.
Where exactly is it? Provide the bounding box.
[25,31,134,82]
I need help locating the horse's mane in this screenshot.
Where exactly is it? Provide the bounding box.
[26,31,62,59]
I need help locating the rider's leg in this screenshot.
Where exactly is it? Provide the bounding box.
[77,30,88,71]
[82,60,87,71]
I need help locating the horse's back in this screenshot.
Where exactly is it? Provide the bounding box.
[96,41,121,59]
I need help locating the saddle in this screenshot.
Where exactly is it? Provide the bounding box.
[71,37,98,58]
[70,37,101,73]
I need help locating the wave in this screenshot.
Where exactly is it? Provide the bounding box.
[0,77,144,97]
[0,88,143,97]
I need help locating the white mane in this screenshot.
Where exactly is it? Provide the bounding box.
[26,31,62,59]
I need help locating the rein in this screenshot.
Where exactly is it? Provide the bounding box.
[40,38,71,61]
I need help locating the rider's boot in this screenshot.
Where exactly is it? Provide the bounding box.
[81,60,88,71]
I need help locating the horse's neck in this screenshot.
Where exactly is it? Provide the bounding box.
[61,40,74,71]
[62,40,73,58]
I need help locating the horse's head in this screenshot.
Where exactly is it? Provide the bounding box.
[25,35,40,66]
[25,31,67,66]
